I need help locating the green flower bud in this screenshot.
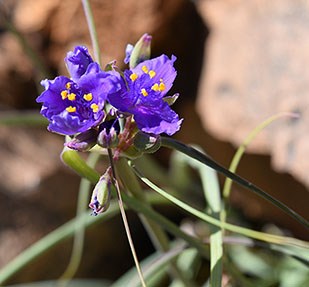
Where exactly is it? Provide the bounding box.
[89,167,112,215]
[129,33,152,68]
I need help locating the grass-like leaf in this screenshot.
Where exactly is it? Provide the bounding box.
[171,147,223,287]
[131,163,308,249]
[161,137,309,229]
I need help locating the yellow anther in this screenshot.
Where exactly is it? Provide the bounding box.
[141,88,148,96]
[142,65,149,73]
[91,103,99,113]
[61,90,68,100]
[151,83,159,92]
[130,73,138,81]
[66,106,76,113]
[149,70,156,78]
[66,82,72,89]
[68,93,76,101]
[83,93,93,101]
[159,82,166,91]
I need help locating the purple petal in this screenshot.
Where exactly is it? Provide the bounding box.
[65,46,93,81]
[37,76,71,117]
[133,102,183,135]
[48,111,101,135]
[132,55,177,96]
[124,44,134,64]
[78,63,122,103]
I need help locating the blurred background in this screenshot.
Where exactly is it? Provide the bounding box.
[0,0,308,284]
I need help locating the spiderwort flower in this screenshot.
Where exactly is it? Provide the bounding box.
[108,54,183,135]
[37,46,120,136]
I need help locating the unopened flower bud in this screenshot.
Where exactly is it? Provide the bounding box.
[97,120,120,148]
[89,167,112,215]
[129,33,152,68]
[133,132,161,154]
[65,129,98,151]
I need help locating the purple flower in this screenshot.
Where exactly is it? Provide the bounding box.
[37,46,120,135]
[107,54,183,135]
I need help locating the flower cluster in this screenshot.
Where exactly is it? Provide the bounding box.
[37,34,182,144]
[37,34,183,214]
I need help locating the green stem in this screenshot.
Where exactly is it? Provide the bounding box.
[107,150,147,287]
[58,153,100,282]
[2,8,50,78]
[116,158,197,287]
[116,158,169,250]
[61,150,209,257]
[121,192,210,258]
[161,137,309,230]
[81,0,101,65]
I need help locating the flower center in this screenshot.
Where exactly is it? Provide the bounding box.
[60,83,99,116]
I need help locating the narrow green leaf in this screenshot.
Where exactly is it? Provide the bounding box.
[172,147,223,287]
[0,111,48,126]
[5,279,111,287]
[130,163,309,249]
[223,112,299,205]
[161,137,309,229]
[111,243,186,287]
[0,203,119,285]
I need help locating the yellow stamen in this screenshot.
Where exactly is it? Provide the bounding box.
[91,103,99,113]
[66,82,72,89]
[141,88,148,96]
[83,93,93,101]
[61,90,68,100]
[142,65,148,73]
[68,93,76,101]
[130,73,138,81]
[159,82,165,91]
[149,70,156,78]
[151,83,159,92]
[66,106,76,113]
